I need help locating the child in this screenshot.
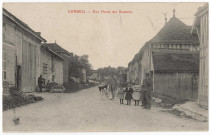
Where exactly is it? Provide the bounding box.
[132,82,141,106]
[117,87,125,104]
[124,85,134,105]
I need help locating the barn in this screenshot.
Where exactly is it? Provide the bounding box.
[2,8,46,93]
[127,9,200,101]
[151,51,199,101]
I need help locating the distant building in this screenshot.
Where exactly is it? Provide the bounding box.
[40,44,65,85]
[89,70,101,81]
[127,10,200,101]
[192,3,208,108]
[2,8,46,93]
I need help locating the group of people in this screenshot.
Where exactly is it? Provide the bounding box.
[38,74,57,92]
[116,72,153,109]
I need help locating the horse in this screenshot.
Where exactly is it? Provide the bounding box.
[98,83,108,91]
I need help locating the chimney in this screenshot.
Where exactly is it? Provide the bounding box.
[173,8,176,17]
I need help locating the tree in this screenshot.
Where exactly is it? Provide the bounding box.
[79,54,92,76]
[68,55,81,78]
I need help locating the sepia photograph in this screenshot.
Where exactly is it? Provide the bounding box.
[1,1,209,133]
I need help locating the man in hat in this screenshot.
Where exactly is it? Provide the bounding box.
[141,72,153,109]
[38,74,44,92]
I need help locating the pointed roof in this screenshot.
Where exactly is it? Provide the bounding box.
[42,43,73,60]
[3,8,46,42]
[41,45,66,60]
[148,17,199,43]
[43,43,70,54]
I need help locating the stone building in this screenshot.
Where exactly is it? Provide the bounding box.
[127,10,200,101]
[2,8,46,93]
[40,44,65,85]
[43,43,73,83]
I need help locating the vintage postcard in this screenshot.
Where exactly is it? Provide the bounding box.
[1,1,209,133]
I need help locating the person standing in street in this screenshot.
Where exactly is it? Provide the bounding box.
[132,81,141,106]
[109,75,117,100]
[38,74,44,92]
[116,86,125,104]
[124,84,134,105]
[141,72,153,109]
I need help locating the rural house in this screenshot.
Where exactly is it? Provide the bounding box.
[43,43,73,83]
[127,10,200,101]
[2,8,46,93]
[40,44,65,86]
[192,3,208,108]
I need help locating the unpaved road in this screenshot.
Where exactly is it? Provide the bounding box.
[3,86,208,132]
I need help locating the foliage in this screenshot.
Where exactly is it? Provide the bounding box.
[68,55,82,78]
[63,81,98,93]
[79,54,92,76]
[3,93,43,111]
[9,87,23,97]
[97,66,127,80]
[68,54,92,78]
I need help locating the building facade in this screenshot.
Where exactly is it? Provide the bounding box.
[43,43,73,83]
[40,45,65,85]
[3,8,46,93]
[127,11,200,101]
[192,3,209,108]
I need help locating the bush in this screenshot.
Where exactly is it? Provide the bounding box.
[9,87,23,97]
[3,93,43,111]
[64,81,98,93]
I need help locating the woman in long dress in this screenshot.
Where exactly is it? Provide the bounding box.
[132,82,141,106]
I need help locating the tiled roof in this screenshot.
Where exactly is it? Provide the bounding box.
[42,43,73,60]
[3,8,46,42]
[41,45,65,60]
[129,16,199,65]
[152,51,199,72]
[148,17,199,43]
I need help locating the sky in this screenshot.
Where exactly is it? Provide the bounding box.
[3,2,205,69]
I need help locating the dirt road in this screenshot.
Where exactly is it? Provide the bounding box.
[3,86,208,132]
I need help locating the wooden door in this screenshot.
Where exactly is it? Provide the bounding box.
[22,41,36,92]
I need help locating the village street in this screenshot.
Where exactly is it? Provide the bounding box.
[3,86,208,132]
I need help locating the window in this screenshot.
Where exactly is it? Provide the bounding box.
[43,63,48,74]
[181,45,186,50]
[186,44,190,50]
[177,44,180,49]
[164,44,169,49]
[169,44,173,49]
